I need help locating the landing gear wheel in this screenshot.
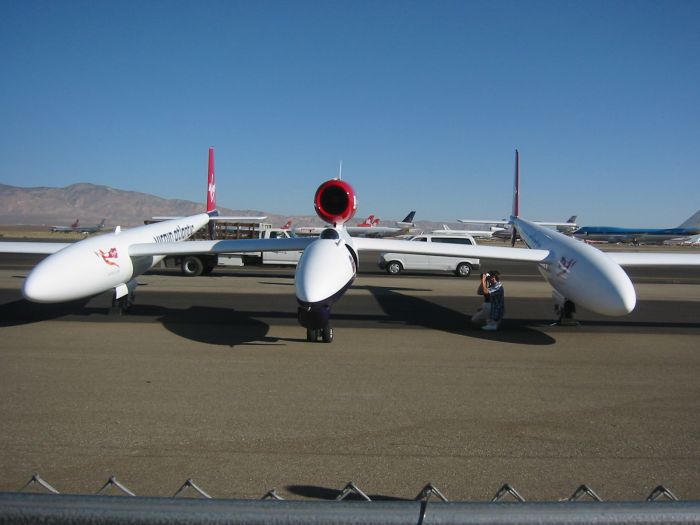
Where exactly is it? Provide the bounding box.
[306,328,318,342]
[110,294,133,315]
[321,325,333,343]
[553,299,579,326]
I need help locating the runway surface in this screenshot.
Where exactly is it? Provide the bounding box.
[0,254,698,501]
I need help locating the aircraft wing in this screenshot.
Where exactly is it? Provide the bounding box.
[458,219,509,226]
[129,237,315,257]
[532,221,577,227]
[0,242,71,254]
[151,216,267,222]
[607,252,700,266]
[344,226,411,237]
[293,226,328,235]
[353,237,550,263]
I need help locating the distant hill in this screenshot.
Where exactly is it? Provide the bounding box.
[0,182,280,227]
[0,182,474,233]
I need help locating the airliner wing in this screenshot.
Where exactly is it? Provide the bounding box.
[129,237,315,257]
[607,252,700,266]
[0,242,72,254]
[532,221,577,227]
[293,227,324,236]
[458,219,509,226]
[344,226,410,237]
[151,215,267,222]
[353,237,550,263]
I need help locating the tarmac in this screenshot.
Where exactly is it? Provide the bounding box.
[0,252,698,501]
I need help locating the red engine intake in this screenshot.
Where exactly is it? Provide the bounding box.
[314,179,357,225]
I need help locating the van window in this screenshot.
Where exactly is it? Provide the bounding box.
[433,237,473,245]
[412,237,428,242]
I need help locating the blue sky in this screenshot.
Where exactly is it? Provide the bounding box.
[1,0,698,226]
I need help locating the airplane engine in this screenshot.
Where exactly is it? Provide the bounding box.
[314,179,357,225]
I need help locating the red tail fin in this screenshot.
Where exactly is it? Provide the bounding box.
[207,147,216,213]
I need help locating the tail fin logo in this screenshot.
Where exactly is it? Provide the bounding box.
[206,147,216,213]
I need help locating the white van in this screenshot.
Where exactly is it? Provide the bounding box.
[378,234,480,277]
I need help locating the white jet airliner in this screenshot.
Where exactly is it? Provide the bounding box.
[1,148,275,312]
[2,149,699,342]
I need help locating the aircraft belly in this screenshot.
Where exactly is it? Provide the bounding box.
[131,255,158,277]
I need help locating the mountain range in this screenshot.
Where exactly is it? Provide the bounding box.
[0,182,468,232]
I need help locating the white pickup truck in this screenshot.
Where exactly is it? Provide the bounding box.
[159,224,303,276]
[378,233,481,277]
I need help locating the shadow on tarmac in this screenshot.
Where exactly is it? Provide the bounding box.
[285,484,410,501]
[364,285,557,346]
[0,298,94,327]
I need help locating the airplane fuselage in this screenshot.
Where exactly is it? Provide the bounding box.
[515,218,636,316]
[573,226,700,244]
[23,214,209,302]
[295,227,358,328]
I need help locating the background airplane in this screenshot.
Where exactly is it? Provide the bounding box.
[3,149,700,343]
[50,218,106,234]
[294,211,417,238]
[572,211,700,244]
[428,224,496,239]
[458,215,578,240]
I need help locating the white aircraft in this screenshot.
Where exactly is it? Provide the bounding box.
[50,218,106,234]
[459,215,578,238]
[294,211,417,238]
[3,149,700,342]
[1,148,276,312]
[429,224,496,239]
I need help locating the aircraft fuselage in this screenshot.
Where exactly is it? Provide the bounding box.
[23,214,209,302]
[515,218,636,316]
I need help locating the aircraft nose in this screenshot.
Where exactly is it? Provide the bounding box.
[611,276,637,316]
[593,268,636,316]
[22,263,61,302]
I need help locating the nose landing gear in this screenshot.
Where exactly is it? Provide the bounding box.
[306,324,334,343]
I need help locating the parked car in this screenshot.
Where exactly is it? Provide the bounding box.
[378,233,480,277]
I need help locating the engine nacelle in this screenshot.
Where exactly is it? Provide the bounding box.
[314,179,357,225]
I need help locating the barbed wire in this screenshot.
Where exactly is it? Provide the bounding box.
[15,473,682,502]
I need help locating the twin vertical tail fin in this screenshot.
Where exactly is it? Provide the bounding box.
[207,147,217,215]
[510,149,520,246]
[206,147,218,240]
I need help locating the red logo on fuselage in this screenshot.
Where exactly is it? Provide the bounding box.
[95,247,120,267]
[556,256,576,278]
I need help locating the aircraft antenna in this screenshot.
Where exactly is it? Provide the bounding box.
[338,160,343,180]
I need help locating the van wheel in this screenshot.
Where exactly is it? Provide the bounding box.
[456,262,472,277]
[181,256,204,277]
[386,261,403,275]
